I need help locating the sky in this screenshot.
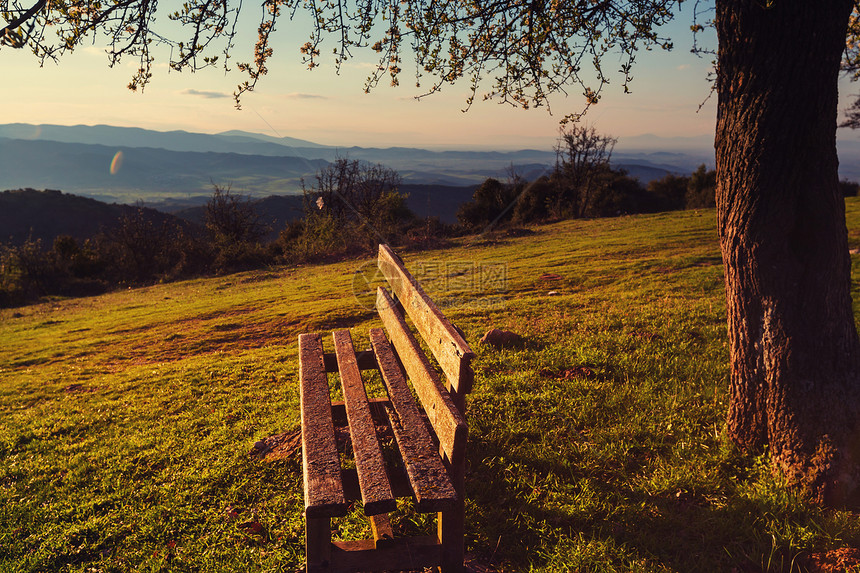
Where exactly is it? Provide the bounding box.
[1,3,857,151]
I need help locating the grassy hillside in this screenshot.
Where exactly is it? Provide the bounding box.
[2,204,860,572]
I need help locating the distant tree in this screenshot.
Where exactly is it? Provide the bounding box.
[554,125,617,218]
[51,234,91,281]
[405,215,450,248]
[307,158,403,223]
[456,177,520,231]
[585,168,649,218]
[52,234,77,257]
[839,179,860,197]
[101,206,185,283]
[205,185,268,246]
[647,173,690,212]
[0,238,53,302]
[512,176,554,224]
[685,165,716,209]
[298,158,410,254]
[50,235,106,296]
[204,185,271,271]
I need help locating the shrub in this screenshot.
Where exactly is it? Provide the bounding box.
[512,176,554,224]
[456,177,521,231]
[839,179,860,197]
[281,158,414,261]
[283,211,359,263]
[686,164,717,209]
[0,238,63,306]
[205,185,272,273]
[648,173,690,211]
[98,207,190,283]
[583,168,650,218]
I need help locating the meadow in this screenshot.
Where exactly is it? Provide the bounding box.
[2,203,860,572]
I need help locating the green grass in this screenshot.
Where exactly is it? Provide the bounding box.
[2,205,860,572]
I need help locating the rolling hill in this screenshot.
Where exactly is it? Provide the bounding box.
[0,188,193,245]
[0,182,478,247]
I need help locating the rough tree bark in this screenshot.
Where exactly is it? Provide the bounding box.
[716,0,860,506]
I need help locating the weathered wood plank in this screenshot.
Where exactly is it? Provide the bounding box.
[299,333,348,518]
[333,329,396,516]
[331,536,442,572]
[377,244,476,395]
[375,288,467,466]
[370,327,458,512]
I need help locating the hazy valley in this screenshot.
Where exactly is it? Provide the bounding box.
[0,123,720,207]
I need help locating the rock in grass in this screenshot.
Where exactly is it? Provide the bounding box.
[480,328,524,349]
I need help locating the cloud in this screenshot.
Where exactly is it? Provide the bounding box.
[284,92,328,100]
[181,89,231,99]
[345,61,378,70]
[81,45,104,56]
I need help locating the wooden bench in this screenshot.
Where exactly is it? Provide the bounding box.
[299,244,476,573]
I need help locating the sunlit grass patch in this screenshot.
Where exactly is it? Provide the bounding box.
[2,203,860,571]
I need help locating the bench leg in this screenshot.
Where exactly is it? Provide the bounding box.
[437,502,465,573]
[306,516,332,572]
[438,457,465,573]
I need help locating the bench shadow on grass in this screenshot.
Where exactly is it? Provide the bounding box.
[463,440,804,573]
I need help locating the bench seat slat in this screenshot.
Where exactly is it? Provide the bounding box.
[299,333,348,518]
[375,287,467,467]
[370,328,458,512]
[333,329,396,516]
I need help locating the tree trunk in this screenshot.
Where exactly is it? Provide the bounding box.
[716,0,860,506]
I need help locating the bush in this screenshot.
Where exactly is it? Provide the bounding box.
[456,177,521,231]
[839,179,860,197]
[648,173,690,212]
[205,186,272,273]
[278,158,414,262]
[583,168,650,218]
[278,211,357,263]
[0,239,51,305]
[512,176,554,224]
[404,216,452,249]
[96,207,191,283]
[686,164,717,209]
[0,237,88,306]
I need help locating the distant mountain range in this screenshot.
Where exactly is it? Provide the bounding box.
[0,137,330,203]
[5,122,860,218]
[0,123,725,207]
[0,123,556,200]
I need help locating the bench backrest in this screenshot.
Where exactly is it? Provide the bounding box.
[377,244,475,395]
[375,244,476,465]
